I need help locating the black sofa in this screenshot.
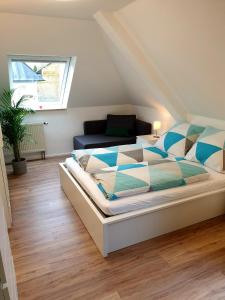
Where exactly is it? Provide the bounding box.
[73,119,152,150]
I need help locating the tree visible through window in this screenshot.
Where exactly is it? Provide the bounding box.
[8,55,76,110]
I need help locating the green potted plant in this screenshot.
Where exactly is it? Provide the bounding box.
[0,89,34,175]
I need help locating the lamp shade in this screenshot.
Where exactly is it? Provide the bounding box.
[153,121,161,131]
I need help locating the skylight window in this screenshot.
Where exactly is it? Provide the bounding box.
[8,55,76,110]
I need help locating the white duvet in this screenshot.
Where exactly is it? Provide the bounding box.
[65,157,225,216]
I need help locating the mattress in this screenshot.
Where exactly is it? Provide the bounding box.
[65,157,225,216]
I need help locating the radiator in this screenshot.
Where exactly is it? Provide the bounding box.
[4,123,46,159]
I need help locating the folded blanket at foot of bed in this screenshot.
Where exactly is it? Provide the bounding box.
[72,143,168,173]
[92,159,209,200]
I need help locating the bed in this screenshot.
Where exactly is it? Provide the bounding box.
[59,157,225,256]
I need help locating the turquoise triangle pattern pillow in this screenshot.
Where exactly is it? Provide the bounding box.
[155,122,205,157]
[185,126,225,172]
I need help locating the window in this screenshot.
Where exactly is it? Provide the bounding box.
[8,55,76,110]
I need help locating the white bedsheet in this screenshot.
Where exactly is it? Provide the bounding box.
[65,157,225,216]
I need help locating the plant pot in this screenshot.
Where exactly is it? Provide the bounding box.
[12,158,27,175]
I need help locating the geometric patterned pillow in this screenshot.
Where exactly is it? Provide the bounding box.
[72,144,168,173]
[155,122,205,157]
[185,126,225,172]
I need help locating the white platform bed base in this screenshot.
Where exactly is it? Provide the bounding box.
[59,162,225,257]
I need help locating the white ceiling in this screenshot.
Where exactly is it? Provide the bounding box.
[0,0,134,20]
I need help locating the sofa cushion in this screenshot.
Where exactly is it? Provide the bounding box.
[73,134,136,150]
[84,120,107,135]
[105,127,130,137]
[106,114,136,136]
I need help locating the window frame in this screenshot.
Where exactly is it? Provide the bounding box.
[8,54,76,110]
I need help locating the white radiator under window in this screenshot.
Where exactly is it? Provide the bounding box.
[4,123,46,159]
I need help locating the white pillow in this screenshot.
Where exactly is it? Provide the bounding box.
[185,126,225,172]
[155,122,205,157]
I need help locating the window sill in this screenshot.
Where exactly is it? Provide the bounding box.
[34,106,68,112]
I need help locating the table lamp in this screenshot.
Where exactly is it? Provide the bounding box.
[153,121,161,138]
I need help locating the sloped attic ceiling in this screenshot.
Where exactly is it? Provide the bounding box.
[95,11,186,121]
[95,0,225,121]
[0,0,134,20]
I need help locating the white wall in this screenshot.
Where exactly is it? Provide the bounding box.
[25,104,133,156]
[133,105,174,135]
[117,0,225,120]
[0,13,135,156]
[0,13,129,107]
[0,12,176,157]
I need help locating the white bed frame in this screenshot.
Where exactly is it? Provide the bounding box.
[59,162,225,257]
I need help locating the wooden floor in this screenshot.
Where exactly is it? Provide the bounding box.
[8,157,225,300]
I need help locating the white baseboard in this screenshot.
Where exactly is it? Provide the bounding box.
[46,152,71,159]
[5,152,71,164]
